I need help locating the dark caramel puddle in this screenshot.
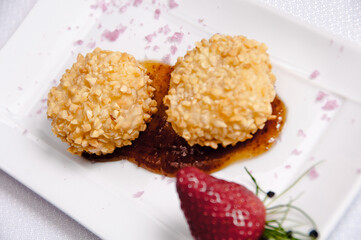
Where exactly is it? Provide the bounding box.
[83,62,286,176]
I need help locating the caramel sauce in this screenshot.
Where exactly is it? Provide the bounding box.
[83,62,286,176]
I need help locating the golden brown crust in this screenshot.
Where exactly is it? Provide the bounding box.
[47,48,157,155]
[164,34,276,148]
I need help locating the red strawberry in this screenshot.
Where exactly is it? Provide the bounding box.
[176,167,266,240]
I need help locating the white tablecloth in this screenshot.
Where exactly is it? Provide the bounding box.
[1,0,360,239]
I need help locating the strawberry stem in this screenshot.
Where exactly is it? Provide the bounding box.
[263,222,317,240]
[263,193,318,239]
[244,162,323,239]
[262,224,299,240]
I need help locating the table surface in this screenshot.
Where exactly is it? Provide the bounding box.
[1,0,361,239]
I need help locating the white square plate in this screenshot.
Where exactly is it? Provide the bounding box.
[1,0,361,239]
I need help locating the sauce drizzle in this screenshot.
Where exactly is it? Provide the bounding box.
[83,62,286,176]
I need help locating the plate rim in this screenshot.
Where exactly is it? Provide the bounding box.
[0,0,361,239]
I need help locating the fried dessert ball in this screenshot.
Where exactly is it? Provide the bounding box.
[47,48,157,155]
[164,34,276,149]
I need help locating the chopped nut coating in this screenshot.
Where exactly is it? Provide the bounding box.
[164,34,276,148]
[47,48,157,155]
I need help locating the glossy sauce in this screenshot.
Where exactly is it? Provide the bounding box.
[83,62,286,176]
